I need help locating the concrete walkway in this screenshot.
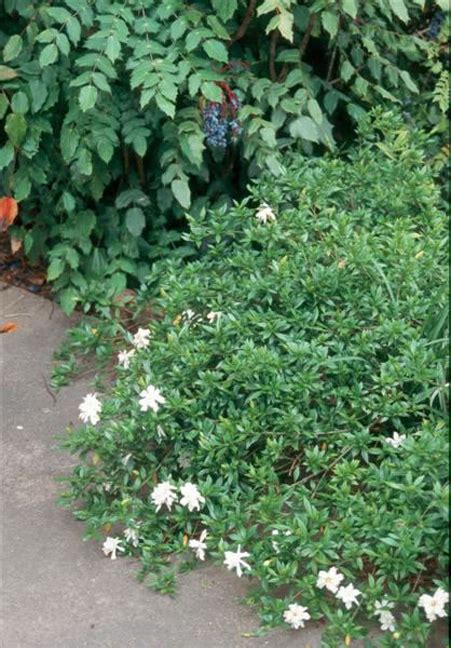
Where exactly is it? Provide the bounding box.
[0,286,445,648]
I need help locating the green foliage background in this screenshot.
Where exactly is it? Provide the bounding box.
[0,0,448,312]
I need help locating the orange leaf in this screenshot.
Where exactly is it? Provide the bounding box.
[0,321,18,334]
[0,196,19,232]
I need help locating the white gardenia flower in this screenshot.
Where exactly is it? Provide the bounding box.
[189,529,208,561]
[139,385,166,413]
[255,203,276,224]
[102,537,124,560]
[156,425,166,440]
[283,603,311,630]
[132,327,151,349]
[223,545,251,577]
[378,610,396,632]
[182,309,196,321]
[180,482,205,512]
[316,567,345,594]
[336,584,362,610]
[79,393,102,425]
[419,587,449,623]
[206,311,222,323]
[374,599,395,615]
[117,349,135,369]
[385,432,406,448]
[151,481,178,512]
[123,527,140,547]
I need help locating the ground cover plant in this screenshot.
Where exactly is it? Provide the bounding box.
[60,113,449,647]
[0,1,448,311]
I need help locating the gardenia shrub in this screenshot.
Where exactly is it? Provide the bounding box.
[62,113,449,647]
[0,1,448,312]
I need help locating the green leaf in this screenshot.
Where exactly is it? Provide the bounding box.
[77,148,92,175]
[206,16,230,40]
[159,78,178,102]
[59,287,79,315]
[125,207,146,236]
[60,127,80,160]
[46,7,72,23]
[11,91,29,115]
[201,81,223,102]
[13,173,31,201]
[340,60,355,82]
[185,30,203,52]
[202,39,228,63]
[56,33,71,56]
[67,17,82,45]
[79,85,98,111]
[400,70,419,93]
[321,11,339,38]
[289,116,319,142]
[171,178,191,209]
[0,142,15,170]
[307,98,322,124]
[354,76,369,98]
[155,93,175,118]
[278,11,294,42]
[132,135,147,157]
[75,210,96,238]
[62,191,76,213]
[47,258,65,281]
[92,72,110,93]
[97,140,114,163]
[389,0,409,23]
[0,94,8,119]
[4,35,23,62]
[0,65,18,81]
[187,134,205,167]
[211,0,237,22]
[30,79,48,112]
[105,35,121,62]
[5,113,27,147]
[39,43,59,67]
[342,0,358,19]
[171,18,187,41]
[65,248,79,269]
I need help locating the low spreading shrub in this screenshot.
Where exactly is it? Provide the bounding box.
[61,113,449,646]
[1,1,448,310]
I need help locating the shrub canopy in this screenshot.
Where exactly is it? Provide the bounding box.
[62,113,449,646]
[0,1,448,311]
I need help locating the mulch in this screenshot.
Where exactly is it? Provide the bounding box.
[0,232,52,298]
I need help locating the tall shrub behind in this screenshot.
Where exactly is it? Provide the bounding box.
[0,1,447,310]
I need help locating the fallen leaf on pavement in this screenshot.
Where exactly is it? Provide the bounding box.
[0,321,18,333]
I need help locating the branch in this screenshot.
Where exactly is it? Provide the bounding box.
[269,30,280,81]
[299,13,317,62]
[326,15,342,83]
[228,0,258,46]
[326,42,338,83]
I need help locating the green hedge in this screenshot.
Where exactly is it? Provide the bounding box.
[62,112,449,646]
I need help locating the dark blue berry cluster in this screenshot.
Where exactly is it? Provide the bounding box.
[427,11,445,40]
[202,91,242,149]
